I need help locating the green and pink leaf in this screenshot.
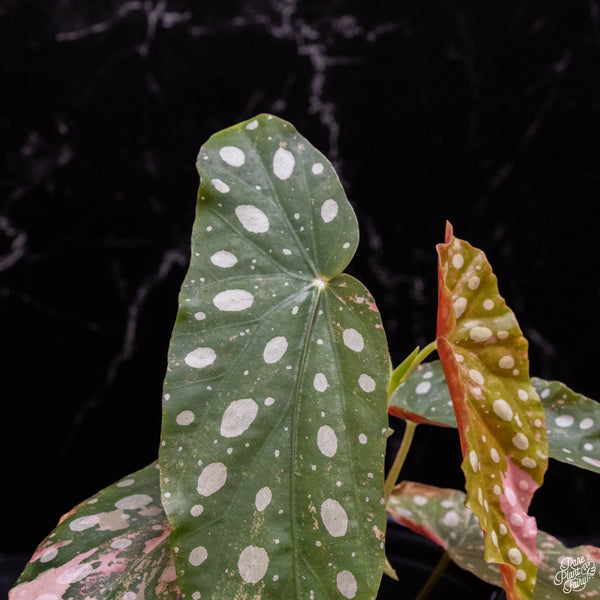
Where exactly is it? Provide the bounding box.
[436,223,548,600]
[387,481,600,599]
[9,463,178,600]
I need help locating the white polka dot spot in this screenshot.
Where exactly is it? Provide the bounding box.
[213,289,254,312]
[521,457,536,468]
[508,548,523,565]
[468,276,480,290]
[190,504,204,517]
[580,418,594,430]
[219,146,245,167]
[454,297,467,318]
[321,199,339,223]
[263,336,288,363]
[189,546,208,566]
[443,510,460,527]
[177,410,195,426]
[317,425,338,458]
[493,399,513,421]
[313,373,328,392]
[555,415,574,428]
[470,326,492,343]
[235,205,269,233]
[512,433,529,450]
[452,254,464,269]
[255,487,272,512]
[111,538,132,550]
[358,433,368,444]
[184,347,217,369]
[343,328,364,352]
[39,547,58,563]
[197,462,227,497]
[336,570,357,599]
[358,374,376,393]
[415,381,431,394]
[210,250,238,268]
[246,119,259,130]
[499,355,515,369]
[469,450,479,472]
[273,147,295,180]
[211,178,230,193]
[321,499,348,537]
[469,369,484,385]
[115,494,153,510]
[116,478,135,488]
[490,448,500,463]
[220,398,259,438]
[312,162,324,174]
[238,546,269,583]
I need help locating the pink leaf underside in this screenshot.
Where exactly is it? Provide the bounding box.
[10,462,179,600]
[436,223,549,600]
[388,482,600,600]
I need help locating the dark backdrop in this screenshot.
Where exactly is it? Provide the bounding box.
[2,1,599,596]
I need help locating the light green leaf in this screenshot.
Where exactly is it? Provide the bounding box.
[436,223,548,600]
[390,361,600,475]
[10,463,178,600]
[159,114,391,600]
[387,481,600,599]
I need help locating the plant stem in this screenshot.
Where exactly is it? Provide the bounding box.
[384,420,417,500]
[414,550,451,600]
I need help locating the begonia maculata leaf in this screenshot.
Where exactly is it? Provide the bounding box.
[436,223,548,600]
[387,481,600,600]
[390,361,600,474]
[10,463,178,600]
[158,114,390,600]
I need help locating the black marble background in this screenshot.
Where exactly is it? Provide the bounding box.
[2,1,600,596]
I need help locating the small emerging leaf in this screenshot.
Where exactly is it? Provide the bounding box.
[159,114,390,600]
[436,223,548,600]
[390,360,600,475]
[388,347,419,397]
[10,463,177,600]
[387,481,600,599]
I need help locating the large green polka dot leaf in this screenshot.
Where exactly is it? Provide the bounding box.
[10,463,178,600]
[436,223,549,600]
[158,115,391,600]
[388,482,600,600]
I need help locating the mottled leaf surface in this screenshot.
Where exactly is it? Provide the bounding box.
[532,378,600,474]
[387,482,600,599]
[159,115,390,600]
[436,223,548,600]
[10,463,177,600]
[390,361,600,475]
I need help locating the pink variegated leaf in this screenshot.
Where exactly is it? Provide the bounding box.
[436,223,548,600]
[10,462,178,600]
[388,482,600,599]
